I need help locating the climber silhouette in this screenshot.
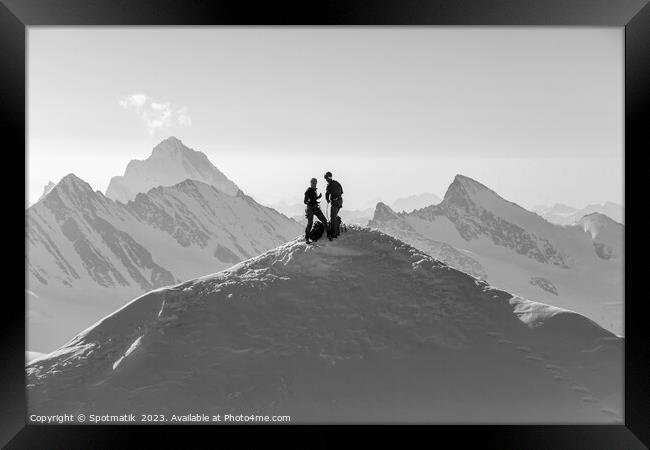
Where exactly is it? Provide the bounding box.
[304,177,329,243]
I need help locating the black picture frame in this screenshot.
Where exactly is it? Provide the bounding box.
[2,0,648,447]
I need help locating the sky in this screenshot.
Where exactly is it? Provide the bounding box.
[28,27,623,210]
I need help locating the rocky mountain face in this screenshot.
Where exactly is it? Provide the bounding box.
[37,181,55,202]
[27,173,301,352]
[578,213,623,261]
[28,175,175,292]
[413,175,576,266]
[27,229,622,423]
[369,175,624,335]
[370,202,487,279]
[106,136,239,203]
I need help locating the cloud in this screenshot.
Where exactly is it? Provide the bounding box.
[151,102,170,111]
[177,106,192,126]
[119,94,192,135]
[118,93,148,110]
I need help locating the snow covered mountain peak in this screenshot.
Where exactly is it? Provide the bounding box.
[27,228,622,422]
[28,171,302,351]
[577,213,623,261]
[59,172,91,188]
[37,181,56,202]
[149,136,196,160]
[370,174,624,334]
[372,202,400,221]
[579,212,617,229]
[442,174,524,215]
[151,135,184,154]
[105,138,239,203]
[433,174,560,241]
[46,173,99,204]
[31,173,106,213]
[577,212,621,242]
[449,174,490,195]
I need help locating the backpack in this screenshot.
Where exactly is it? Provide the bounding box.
[337,216,348,233]
[329,180,343,198]
[307,221,326,241]
[328,216,348,236]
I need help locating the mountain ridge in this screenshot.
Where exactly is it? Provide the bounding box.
[26,228,622,423]
[369,174,624,335]
[28,170,302,352]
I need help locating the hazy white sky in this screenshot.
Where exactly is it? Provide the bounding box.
[28,27,623,210]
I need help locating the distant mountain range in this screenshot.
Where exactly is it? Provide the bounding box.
[27,138,301,352]
[26,137,623,351]
[26,143,623,423]
[369,175,623,335]
[533,202,623,226]
[391,192,442,213]
[27,229,622,422]
[272,192,442,226]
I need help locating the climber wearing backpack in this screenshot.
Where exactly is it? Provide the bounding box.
[304,177,330,243]
[324,171,343,239]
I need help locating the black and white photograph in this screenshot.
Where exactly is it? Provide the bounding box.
[23,25,626,426]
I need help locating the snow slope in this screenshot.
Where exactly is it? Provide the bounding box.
[369,175,624,335]
[26,351,46,363]
[371,202,487,279]
[27,174,302,352]
[27,228,622,423]
[106,137,239,203]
